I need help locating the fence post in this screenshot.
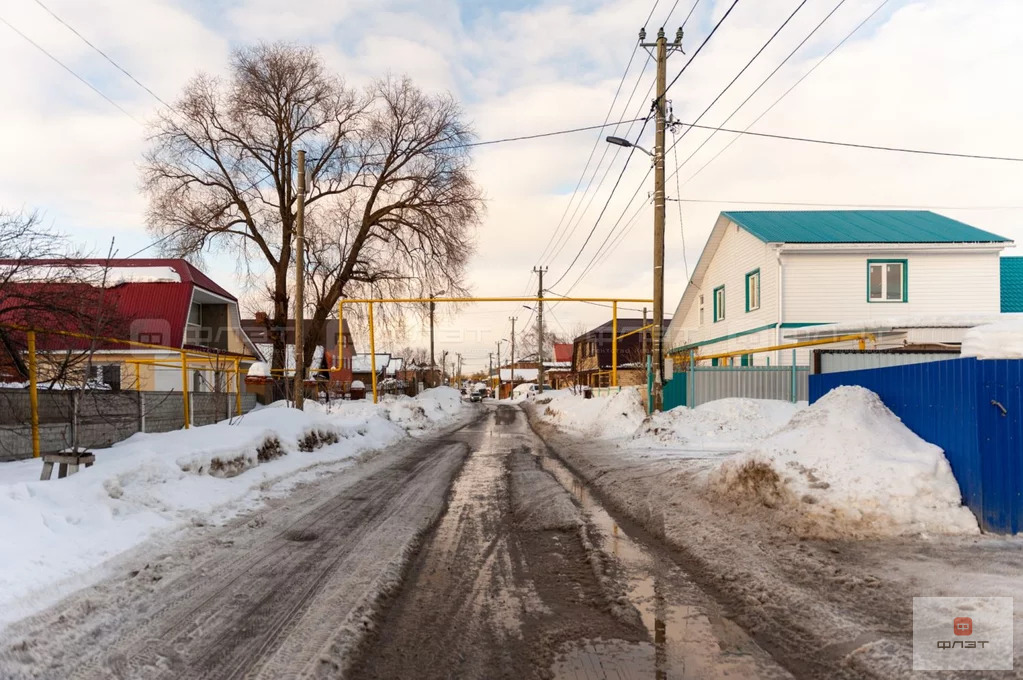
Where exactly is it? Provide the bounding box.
[139,391,146,433]
[180,351,191,429]
[70,390,79,450]
[688,349,696,408]
[26,330,40,458]
[646,354,653,415]
[791,349,797,403]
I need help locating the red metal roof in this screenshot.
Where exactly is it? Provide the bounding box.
[553,343,573,363]
[0,259,237,351]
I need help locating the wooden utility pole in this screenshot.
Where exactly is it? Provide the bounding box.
[293,149,306,410]
[509,316,517,388]
[489,352,493,393]
[640,26,683,411]
[533,266,547,393]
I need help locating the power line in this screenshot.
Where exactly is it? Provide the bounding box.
[547,115,653,290]
[659,0,740,103]
[680,0,891,186]
[32,0,172,108]
[670,120,1023,162]
[534,40,649,268]
[672,0,849,176]
[671,140,690,280]
[550,2,737,290]
[668,0,810,152]
[0,13,140,124]
[666,198,1023,209]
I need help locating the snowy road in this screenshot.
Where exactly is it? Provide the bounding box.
[2,401,926,679]
[351,404,792,679]
[0,415,482,679]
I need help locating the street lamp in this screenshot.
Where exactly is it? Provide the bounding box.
[429,289,446,387]
[606,136,653,157]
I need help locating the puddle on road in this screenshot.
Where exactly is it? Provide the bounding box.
[537,451,793,680]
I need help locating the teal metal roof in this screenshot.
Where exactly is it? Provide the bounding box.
[722,210,1010,244]
[1001,257,1023,313]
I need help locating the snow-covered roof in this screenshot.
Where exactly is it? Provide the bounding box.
[962,318,1023,359]
[500,368,538,381]
[785,315,1020,340]
[255,344,325,370]
[352,353,390,373]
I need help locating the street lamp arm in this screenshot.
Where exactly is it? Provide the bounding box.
[605,135,653,157]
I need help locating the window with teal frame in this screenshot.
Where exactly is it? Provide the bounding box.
[745,269,760,312]
[867,259,907,302]
[713,285,725,322]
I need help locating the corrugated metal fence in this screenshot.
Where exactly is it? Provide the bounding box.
[0,389,258,461]
[664,365,809,410]
[810,358,1023,534]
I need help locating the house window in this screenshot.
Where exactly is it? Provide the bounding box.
[699,295,704,325]
[713,286,725,322]
[867,260,907,302]
[745,269,760,312]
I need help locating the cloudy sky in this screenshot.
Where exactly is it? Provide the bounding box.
[2,0,1022,372]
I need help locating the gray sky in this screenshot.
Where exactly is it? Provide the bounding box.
[2,0,1021,371]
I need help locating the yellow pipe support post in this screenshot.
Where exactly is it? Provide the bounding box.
[611,301,618,388]
[26,330,39,458]
[135,363,141,391]
[337,300,344,371]
[368,301,378,404]
[180,351,191,429]
[234,357,242,417]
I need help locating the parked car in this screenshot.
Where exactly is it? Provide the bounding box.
[525,384,553,400]
[470,389,485,403]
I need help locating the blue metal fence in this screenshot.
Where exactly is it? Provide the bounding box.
[810,358,1023,534]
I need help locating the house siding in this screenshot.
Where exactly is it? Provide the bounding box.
[668,221,778,365]
[783,250,1001,320]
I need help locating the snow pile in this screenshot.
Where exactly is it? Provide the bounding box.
[376,386,465,432]
[961,317,1023,359]
[0,390,467,627]
[247,361,271,378]
[632,398,801,450]
[539,388,646,438]
[714,386,978,537]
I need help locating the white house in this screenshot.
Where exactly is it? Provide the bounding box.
[664,211,1013,366]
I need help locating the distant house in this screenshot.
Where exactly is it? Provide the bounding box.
[0,258,259,391]
[351,353,390,387]
[572,318,665,387]
[664,211,1014,366]
[241,317,356,385]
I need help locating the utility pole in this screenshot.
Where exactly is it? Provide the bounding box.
[293,149,306,410]
[509,316,517,389]
[429,295,436,387]
[496,340,503,399]
[489,352,493,394]
[533,266,547,393]
[640,26,683,412]
[456,353,463,386]
[440,349,449,385]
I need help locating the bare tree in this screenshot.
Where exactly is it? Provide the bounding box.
[143,43,483,373]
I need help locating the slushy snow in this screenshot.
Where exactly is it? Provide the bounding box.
[714,386,978,537]
[0,387,467,628]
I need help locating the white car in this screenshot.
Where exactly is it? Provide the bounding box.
[525,384,553,400]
